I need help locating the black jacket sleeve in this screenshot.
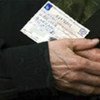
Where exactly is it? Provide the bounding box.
[0,41,56,99]
[0,0,58,99]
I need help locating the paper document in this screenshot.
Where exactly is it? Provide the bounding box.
[21,1,90,43]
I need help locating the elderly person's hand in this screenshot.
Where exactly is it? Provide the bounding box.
[48,38,100,95]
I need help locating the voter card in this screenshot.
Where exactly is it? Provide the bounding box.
[21,1,90,43]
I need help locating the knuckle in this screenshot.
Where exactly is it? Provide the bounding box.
[81,59,87,65]
[80,59,90,69]
[85,87,95,95]
[83,86,94,95]
[68,72,80,82]
[78,86,94,95]
[72,59,87,70]
[73,58,79,64]
[94,77,100,86]
[71,59,81,70]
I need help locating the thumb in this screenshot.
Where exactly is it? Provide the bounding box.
[71,38,99,51]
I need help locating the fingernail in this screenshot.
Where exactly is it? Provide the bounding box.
[92,39,99,43]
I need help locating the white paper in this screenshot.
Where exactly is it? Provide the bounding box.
[21,1,90,43]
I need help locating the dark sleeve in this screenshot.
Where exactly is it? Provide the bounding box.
[0,40,56,99]
[85,10,100,48]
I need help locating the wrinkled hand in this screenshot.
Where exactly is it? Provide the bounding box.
[48,38,100,95]
[76,48,100,62]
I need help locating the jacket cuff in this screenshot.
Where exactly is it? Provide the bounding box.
[3,42,57,95]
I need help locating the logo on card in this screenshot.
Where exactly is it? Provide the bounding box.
[44,3,53,11]
[78,28,87,37]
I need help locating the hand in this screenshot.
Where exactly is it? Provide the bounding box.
[48,38,100,95]
[76,48,100,62]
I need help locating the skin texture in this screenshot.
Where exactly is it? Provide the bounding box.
[48,38,100,95]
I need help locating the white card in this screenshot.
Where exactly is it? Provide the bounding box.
[21,1,90,43]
